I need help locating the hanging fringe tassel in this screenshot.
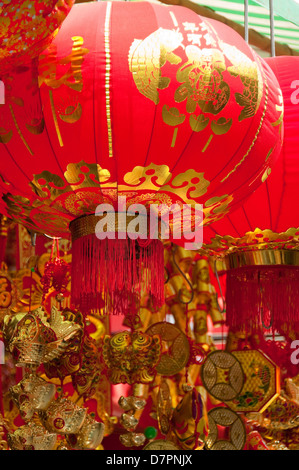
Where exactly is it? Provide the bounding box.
[0,216,8,264]
[225,265,299,333]
[71,235,164,315]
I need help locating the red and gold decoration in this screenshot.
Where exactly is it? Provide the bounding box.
[0,263,20,326]
[0,1,283,316]
[0,0,298,454]
[171,385,208,450]
[40,238,69,304]
[201,350,245,402]
[0,0,74,71]
[102,331,162,385]
[202,56,299,333]
[224,349,280,413]
[206,407,246,450]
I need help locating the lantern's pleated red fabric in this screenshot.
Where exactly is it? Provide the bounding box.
[0,2,283,237]
[0,2,284,314]
[203,57,299,332]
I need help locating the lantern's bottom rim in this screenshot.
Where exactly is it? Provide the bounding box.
[223,249,299,269]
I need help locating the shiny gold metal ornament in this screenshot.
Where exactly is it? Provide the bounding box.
[9,374,56,421]
[7,423,57,451]
[143,439,179,450]
[206,407,246,450]
[157,380,173,435]
[225,349,280,413]
[201,350,244,402]
[39,397,87,435]
[146,322,190,376]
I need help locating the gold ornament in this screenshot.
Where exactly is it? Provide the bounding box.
[10,373,56,421]
[206,407,246,450]
[7,423,57,451]
[225,349,280,413]
[143,440,179,450]
[201,350,245,402]
[4,306,82,368]
[39,397,87,435]
[66,415,105,450]
[157,380,173,436]
[146,322,190,376]
[102,331,161,384]
[171,387,208,450]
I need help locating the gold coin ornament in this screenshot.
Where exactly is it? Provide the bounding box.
[157,380,173,435]
[225,349,280,413]
[143,440,179,450]
[146,322,190,377]
[206,407,246,451]
[201,350,244,402]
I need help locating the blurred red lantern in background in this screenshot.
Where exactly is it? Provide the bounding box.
[202,56,299,334]
[0,2,283,314]
[0,0,74,71]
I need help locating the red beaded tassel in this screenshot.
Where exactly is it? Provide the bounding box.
[71,234,165,316]
[40,238,69,303]
[225,265,299,333]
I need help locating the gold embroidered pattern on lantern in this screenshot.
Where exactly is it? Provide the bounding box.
[219,41,263,120]
[128,28,184,105]
[38,36,89,147]
[128,26,264,141]
[120,163,210,204]
[201,227,299,258]
[2,161,211,236]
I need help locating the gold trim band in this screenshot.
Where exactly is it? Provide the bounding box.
[223,249,299,269]
[70,213,155,242]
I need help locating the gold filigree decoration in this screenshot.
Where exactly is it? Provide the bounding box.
[121,163,210,204]
[201,227,299,258]
[4,160,211,236]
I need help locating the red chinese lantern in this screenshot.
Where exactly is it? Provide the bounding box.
[0,2,283,314]
[0,0,74,71]
[202,56,299,333]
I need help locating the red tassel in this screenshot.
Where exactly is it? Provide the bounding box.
[225,265,299,332]
[40,238,69,302]
[71,236,164,315]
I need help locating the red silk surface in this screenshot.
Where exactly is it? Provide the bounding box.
[0,0,74,71]
[202,56,299,332]
[202,56,299,251]
[0,1,283,239]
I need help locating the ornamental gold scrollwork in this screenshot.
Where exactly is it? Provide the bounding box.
[3,160,214,236]
[201,227,299,258]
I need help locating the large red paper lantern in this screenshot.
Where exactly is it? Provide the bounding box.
[0,0,74,71]
[0,2,283,314]
[202,56,299,332]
